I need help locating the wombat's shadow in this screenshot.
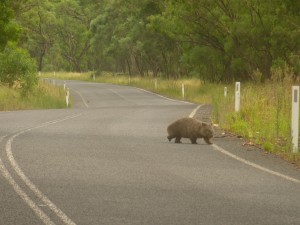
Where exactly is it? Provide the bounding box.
[164,139,213,145]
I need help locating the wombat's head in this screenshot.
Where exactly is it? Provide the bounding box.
[198,122,214,138]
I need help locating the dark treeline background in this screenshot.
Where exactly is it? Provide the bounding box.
[3,0,300,82]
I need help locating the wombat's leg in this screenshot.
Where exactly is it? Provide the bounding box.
[167,135,173,142]
[190,138,197,144]
[175,137,182,143]
[204,137,213,145]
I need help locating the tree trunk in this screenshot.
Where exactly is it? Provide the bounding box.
[126,58,132,77]
[38,49,45,72]
[134,55,144,77]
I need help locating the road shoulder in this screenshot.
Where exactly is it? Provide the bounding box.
[193,104,300,183]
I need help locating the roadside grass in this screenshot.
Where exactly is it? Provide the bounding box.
[42,71,91,81]
[0,81,66,111]
[42,71,300,167]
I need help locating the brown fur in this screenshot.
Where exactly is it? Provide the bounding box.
[167,117,213,144]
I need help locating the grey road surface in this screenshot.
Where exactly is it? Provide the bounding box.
[1,80,300,225]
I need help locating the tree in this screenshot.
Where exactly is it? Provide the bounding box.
[55,0,96,72]
[0,0,37,94]
[148,0,300,81]
[0,43,37,95]
[9,0,300,81]
[90,0,181,78]
[14,0,58,72]
[0,0,19,50]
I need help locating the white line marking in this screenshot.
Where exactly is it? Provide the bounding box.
[134,87,194,104]
[189,105,300,185]
[3,113,82,225]
[108,88,135,104]
[70,88,89,108]
[212,144,300,184]
[0,158,55,225]
[189,105,202,118]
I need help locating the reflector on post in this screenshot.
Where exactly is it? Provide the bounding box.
[292,86,299,153]
[235,82,240,112]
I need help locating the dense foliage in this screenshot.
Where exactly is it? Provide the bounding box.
[0,43,37,95]
[0,0,37,93]
[0,0,19,50]
[4,0,300,82]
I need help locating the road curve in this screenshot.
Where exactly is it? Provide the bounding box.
[1,80,300,225]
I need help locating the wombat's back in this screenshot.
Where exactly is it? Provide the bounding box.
[167,117,201,138]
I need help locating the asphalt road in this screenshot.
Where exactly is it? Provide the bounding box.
[1,80,300,225]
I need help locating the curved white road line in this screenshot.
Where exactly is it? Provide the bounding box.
[70,88,89,108]
[212,144,300,184]
[190,105,300,185]
[3,113,82,225]
[0,158,55,225]
[188,105,202,118]
[135,87,194,104]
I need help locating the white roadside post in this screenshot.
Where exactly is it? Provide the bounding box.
[63,81,66,90]
[292,86,299,153]
[235,82,240,112]
[224,87,227,97]
[182,82,185,99]
[66,88,70,108]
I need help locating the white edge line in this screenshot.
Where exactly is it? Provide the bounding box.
[4,113,82,225]
[134,87,194,105]
[212,144,300,184]
[189,105,300,185]
[188,105,202,118]
[69,88,89,108]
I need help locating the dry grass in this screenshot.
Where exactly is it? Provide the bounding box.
[0,81,66,111]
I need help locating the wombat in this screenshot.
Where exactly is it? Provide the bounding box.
[167,117,213,144]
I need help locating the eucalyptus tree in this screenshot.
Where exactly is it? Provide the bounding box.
[0,0,37,94]
[55,0,98,72]
[9,0,300,80]
[13,0,58,72]
[91,0,147,75]
[90,0,180,78]
[148,0,300,81]
[0,0,19,50]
